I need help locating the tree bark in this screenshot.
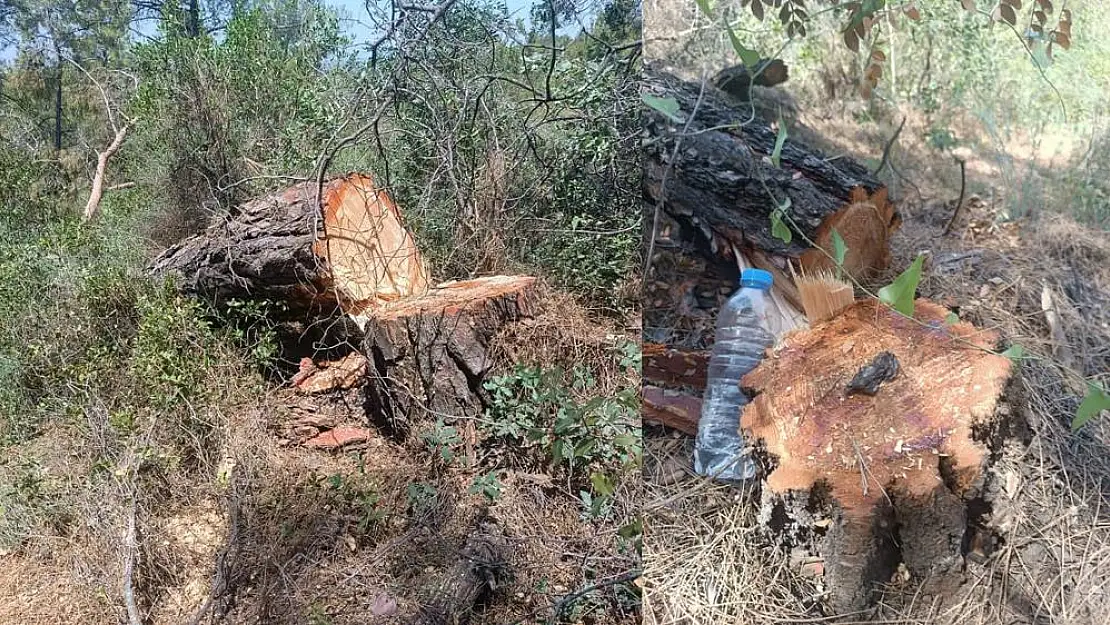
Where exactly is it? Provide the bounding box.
[53,62,62,151]
[150,175,538,433]
[363,276,537,437]
[643,64,901,305]
[149,173,431,319]
[186,0,200,37]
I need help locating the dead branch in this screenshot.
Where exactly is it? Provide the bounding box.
[83,124,130,222]
[943,157,967,235]
[872,115,906,176]
[123,502,143,625]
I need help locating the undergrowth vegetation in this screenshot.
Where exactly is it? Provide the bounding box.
[480,338,642,517]
[1,0,640,621]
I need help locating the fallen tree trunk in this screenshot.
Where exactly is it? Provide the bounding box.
[150,173,431,319]
[741,299,1021,612]
[643,64,901,306]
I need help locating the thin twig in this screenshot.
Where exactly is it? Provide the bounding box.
[123,502,143,625]
[872,115,906,176]
[503,570,641,625]
[943,157,967,236]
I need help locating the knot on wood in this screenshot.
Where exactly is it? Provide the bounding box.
[845,351,900,397]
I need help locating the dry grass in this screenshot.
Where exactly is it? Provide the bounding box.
[489,280,639,397]
[0,278,641,624]
[643,437,821,625]
[642,2,1110,619]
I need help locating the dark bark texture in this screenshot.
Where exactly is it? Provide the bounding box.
[643,64,889,261]
[364,277,538,436]
[149,180,336,316]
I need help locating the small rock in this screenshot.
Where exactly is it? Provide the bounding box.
[370,593,397,617]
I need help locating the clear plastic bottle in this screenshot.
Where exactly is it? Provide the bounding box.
[693,268,775,482]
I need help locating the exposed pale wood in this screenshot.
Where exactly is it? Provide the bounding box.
[792,268,856,324]
[294,352,369,394]
[741,298,1014,611]
[82,124,130,222]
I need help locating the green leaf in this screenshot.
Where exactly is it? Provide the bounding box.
[1000,344,1024,363]
[770,210,792,243]
[642,93,683,123]
[590,471,615,496]
[726,25,761,69]
[574,438,597,458]
[551,438,566,462]
[618,518,643,539]
[771,112,788,168]
[1072,382,1110,431]
[944,311,960,325]
[878,254,925,317]
[694,0,714,18]
[830,228,848,270]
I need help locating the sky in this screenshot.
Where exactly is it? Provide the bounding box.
[0,0,569,62]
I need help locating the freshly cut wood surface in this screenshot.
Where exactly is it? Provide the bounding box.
[742,298,1011,504]
[740,298,1014,611]
[150,173,430,316]
[316,174,429,310]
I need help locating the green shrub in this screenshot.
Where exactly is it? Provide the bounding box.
[480,343,640,517]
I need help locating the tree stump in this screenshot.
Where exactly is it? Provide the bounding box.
[740,299,1020,612]
[149,175,538,434]
[362,276,538,436]
[643,64,901,307]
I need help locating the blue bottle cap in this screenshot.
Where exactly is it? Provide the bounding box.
[740,268,773,290]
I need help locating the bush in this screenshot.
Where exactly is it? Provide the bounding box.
[480,341,640,518]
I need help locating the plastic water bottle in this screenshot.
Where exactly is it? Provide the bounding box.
[693,268,775,482]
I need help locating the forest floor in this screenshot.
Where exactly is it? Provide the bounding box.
[642,75,1110,624]
[0,285,642,625]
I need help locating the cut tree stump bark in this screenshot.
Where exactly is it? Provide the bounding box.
[363,275,537,435]
[150,174,538,434]
[643,64,901,307]
[740,298,1019,612]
